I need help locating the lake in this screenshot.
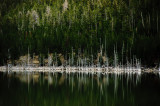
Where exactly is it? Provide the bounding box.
[0,72,160,106]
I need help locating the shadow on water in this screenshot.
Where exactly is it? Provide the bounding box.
[0,72,160,106]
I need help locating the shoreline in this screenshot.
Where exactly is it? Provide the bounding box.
[0,66,159,74]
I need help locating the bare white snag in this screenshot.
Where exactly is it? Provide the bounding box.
[63,0,68,12]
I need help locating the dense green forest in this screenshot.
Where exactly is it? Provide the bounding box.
[0,0,160,66]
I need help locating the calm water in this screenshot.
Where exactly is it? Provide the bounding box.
[0,72,160,106]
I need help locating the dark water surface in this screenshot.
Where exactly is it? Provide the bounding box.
[0,72,160,106]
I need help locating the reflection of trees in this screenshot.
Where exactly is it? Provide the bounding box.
[4,72,142,105]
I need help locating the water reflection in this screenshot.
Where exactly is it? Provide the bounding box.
[0,72,160,106]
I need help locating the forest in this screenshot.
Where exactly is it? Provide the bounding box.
[0,0,160,66]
